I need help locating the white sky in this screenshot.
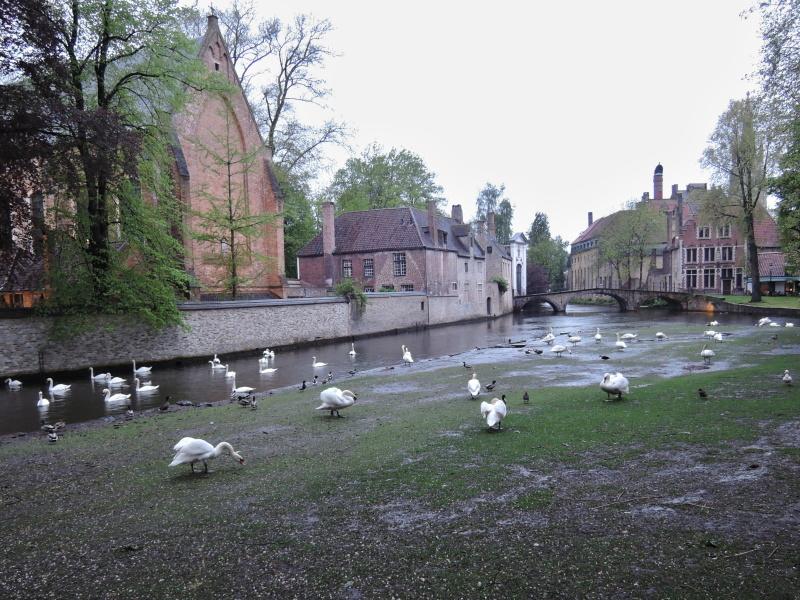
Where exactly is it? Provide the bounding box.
[204,0,763,244]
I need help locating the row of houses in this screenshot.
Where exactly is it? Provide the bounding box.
[567,164,797,296]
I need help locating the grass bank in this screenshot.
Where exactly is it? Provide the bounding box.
[1,351,799,598]
[711,294,800,309]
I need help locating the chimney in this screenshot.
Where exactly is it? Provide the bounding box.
[588,212,593,227]
[653,163,664,200]
[671,184,679,199]
[641,192,650,201]
[487,211,496,239]
[451,204,463,224]
[321,201,335,286]
[427,200,438,247]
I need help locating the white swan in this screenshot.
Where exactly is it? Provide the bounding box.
[224,365,236,378]
[89,367,110,382]
[620,332,637,341]
[37,391,49,407]
[615,333,627,351]
[316,387,358,417]
[700,344,715,364]
[259,366,277,374]
[704,330,717,338]
[467,373,481,399]
[713,332,724,343]
[209,360,226,370]
[594,328,602,343]
[212,353,221,364]
[708,320,720,327]
[551,344,571,357]
[785,322,795,328]
[769,321,780,327]
[134,377,159,393]
[567,334,581,346]
[312,356,327,368]
[349,343,357,357]
[757,317,772,327]
[655,332,668,341]
[46,377,71,395]
[229,375,255,397]
[783,370,792,385]
[263,348,275,359]
[600,372,629,400]
[542,327,555,345]
[107,375,127,387]
[132,359,152,374]
[168,437,245,474]
[5,378,22,389]
[102,388,131,402]
[480,396,507,430]
[402,345,414,365]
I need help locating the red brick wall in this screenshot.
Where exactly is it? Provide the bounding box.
[300,249,428,291]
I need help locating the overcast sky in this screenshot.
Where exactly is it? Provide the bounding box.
[205,0,763,245]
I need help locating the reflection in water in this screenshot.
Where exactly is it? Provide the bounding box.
[0,304,765,434]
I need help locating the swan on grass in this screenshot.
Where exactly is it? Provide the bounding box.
[480,395,507,431]
[551,344,571,357]
[312,356,327,368]
[37,391,49,407]
[567,334,581,346]
[169,437,245,474]
[769,321,780,327]
[541,328,555,345]
[620,332,637,341]
[102,388,131,402]
[89,367,110,382]
[349,343,357,357]
[600,372,629,400]
[134,377,159,393]
[655,332,668,341]
[5,378,22,389]
[402,345,414,365]
[615,333,627,351]
[704,330,717,339]
[467,373,481,399]
[46,377,71,395]
[713,332,724,343]
[785,322,795,328]
[700,345,715,364]
[316,387,357,417]
[229,375,255,398]
[783,370,792,385]
[594,328,602,343]
[132,359,152,374]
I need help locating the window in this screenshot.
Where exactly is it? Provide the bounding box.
[721,268,733,280]
[718,224,731,238]
[420,301,425,311]
[363,258,374,278]
[464,262,469,273]
[451,281,458,291]
[703,268,715,288]
[400,284,414,292]
[380,284,395,292]
[686,269,697,288]
[736,268,743,289]
[487,245,493,254]
[392,252,406,276]
[698,226,711,239]
[438,231,448,246]
[363,286,374,293]
[342,259,352,278]
[685,248,698,263]
[721,246,733,261]
[703,247,715,262]
[214,62,219,71]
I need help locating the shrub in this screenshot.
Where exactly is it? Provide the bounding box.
[492,275,509,294]
[334,279,368,313]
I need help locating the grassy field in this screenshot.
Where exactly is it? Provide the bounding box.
[1,348,799,598]
[712,294,800,309]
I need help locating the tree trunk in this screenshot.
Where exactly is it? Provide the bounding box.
[744,211,762,302]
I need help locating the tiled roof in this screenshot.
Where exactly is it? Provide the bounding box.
[0,247,45,292]
[754,218,780,248]
[757,251,786,277]
[572,214,616,244]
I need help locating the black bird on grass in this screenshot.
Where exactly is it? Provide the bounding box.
[463,361,472,369]
[299,380,307,391]
[600,355,610,361]
[485,380,497,391]
[523,391,530,404]
[698,388,708,399]
[159,395,171,412]
[533,349,543,355]
[348,369,357,376]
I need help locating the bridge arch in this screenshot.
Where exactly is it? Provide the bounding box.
[632,293,685,311]
[563,290,629,312]
[518,297,561,312]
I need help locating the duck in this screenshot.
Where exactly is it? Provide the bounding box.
[348,343,357,356]
[159,396,171,411]
[600,372,629,400]
[713,332,724,343]
[168,437,245,474]
[567,334,581,346]
[223,365,236,378]
[700,344,715,364]
[551,344,571,357]
[402,345,414,365]
[132,359,152,374]
[594,328,602,343]
[698,388,708,398]
[323,371,334,384]
[541,328,555,345]
[485,380,497,391]
[316,387,357,417]
[655,332,668,341]
[480,395,507,431]
[532,349,543,355]
[782,370,792,385]
[89,367,110,382]
[134,377,159,393]
[463,361,472,369]
[46,377,71,395]
[708,320,720,327]
[299,380,307,391]
[259,366,277,374]
[756,317,772,327]
[102,388,131,402]
[620,332,637,341]
[48,431,58,443]
[5,378,22,389]
[523,391,530,404]
[312,356,327,368]
[615,333,627,351]
[37,391,49,407]
[600,355,611,360]
[467,373,481,399]
[311,375,319,386]
[209,360,226,370]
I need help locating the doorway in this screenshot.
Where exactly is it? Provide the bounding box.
[486,297,492,315]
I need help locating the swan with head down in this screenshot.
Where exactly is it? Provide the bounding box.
[169,437,245,474]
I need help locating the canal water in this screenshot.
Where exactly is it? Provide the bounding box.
[0,304,792,435]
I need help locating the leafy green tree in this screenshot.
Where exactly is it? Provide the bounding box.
[528,212,551,246]
[329,145,445,212]
[279,168,318,279]
[756,0,800,126]
[771,117,800,273]
[495,199,514,244]
[701,97,778,302]
[598,203,663,289]
[526,211,567,291]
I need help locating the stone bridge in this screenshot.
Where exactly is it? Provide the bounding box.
[513,287,723,313]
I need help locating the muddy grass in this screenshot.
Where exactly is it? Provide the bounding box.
[1,349,799,598]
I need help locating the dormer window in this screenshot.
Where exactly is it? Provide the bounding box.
[438,231,448,246]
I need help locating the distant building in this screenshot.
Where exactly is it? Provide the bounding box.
[506,232,529,296]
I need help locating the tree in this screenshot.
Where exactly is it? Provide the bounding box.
[525,211,567,291]
[495,199,514,244]
[771,117,800,273]
[279,168,318,279]
[528,212,551,246]
[0,0,207,326]
[701,97,778,302]
[598,203,662,289]
[329,145,445,213]
[756,0,800,126]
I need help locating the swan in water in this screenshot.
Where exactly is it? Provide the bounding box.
[467,373,481,399]
[594,328,602,343]
[259,366,277,374]
[542,328,555,345]
[132,359,152,374]
[349,343,357,356]
[212,353,221,364]
[713,332,724,343]
[169,437,245,474]
[102,388,131,402]
[46,377,71,395]
[655,332,668,341]
[312,356,327,368]
[209,360,226,370]
[700,345,715,364]
[600,372,629,400]
[704,330,717,338]
[402,345,414,365]
[708,320,720,327]
[756,317,772,327]
[134,377,159,393]
[316,387,358,417]
[615,333,627,351]
[224,365,236,378]
[620,332,637,341]
[107,375,127,387]
[229,375,255,397]
[783,370,792,385]
[567,334,581,346]
[480,395,507,431]
[5,378,22,389]
[551,344,571,357]
[263,348,275,359]
[89,367,110,382]
[37,391,49,407]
